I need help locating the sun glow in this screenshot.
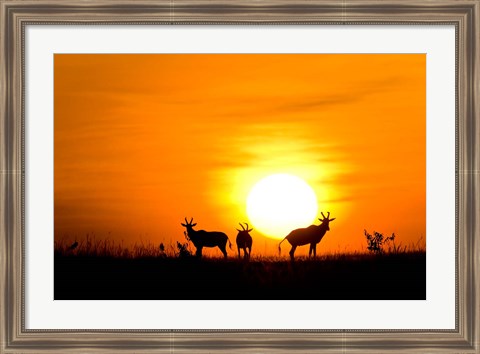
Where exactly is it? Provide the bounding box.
[246,174,318,239]
[54,54,426,254]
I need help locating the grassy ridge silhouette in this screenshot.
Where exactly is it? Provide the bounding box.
[54,235,425,300]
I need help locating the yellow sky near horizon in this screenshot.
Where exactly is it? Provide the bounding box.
[54,54,425,256]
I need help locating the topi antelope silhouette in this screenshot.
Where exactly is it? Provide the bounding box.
[181,217,232,258]
[236,223,253,260]
[279,212,336,260]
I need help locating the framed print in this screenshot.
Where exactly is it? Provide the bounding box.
[53,52,427,302]
[1,0,479,352]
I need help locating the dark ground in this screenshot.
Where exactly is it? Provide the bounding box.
[54,252,426,300]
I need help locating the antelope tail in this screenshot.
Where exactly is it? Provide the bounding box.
[278,237,287,255]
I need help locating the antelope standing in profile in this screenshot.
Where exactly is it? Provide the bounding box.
[279,212,336,260]
[181,218,232,258]
[236,223,253,260]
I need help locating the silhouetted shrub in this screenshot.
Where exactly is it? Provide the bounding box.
[364,230,395,254]
[176,241,192,258]
[158,243,166,258]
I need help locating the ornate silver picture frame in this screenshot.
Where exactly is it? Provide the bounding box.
[1,0,478,352]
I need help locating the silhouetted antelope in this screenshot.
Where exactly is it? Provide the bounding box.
[236,223,253,260]
[181,218,232,258]
[279,212,336,260]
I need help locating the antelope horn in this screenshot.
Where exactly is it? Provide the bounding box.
[244,223,249,230]
[321,212,326,219]
[239,223,245,230]
[327,212,331,219]
[184,217,188,224]
[190,217,193,224]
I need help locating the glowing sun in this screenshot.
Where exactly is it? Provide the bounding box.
[246,173,318,239]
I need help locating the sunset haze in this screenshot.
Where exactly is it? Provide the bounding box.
[54,54,426,256]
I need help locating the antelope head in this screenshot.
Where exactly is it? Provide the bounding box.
[318,212,336,231]
[236,222,253,235]
[181,217,197,235]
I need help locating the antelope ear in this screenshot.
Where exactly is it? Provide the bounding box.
[181,223,187,227]
[318,218,324,222]
[329,218,336,222]
[248,229,253,232]
[236,229,241,232]
[192,223,197,227]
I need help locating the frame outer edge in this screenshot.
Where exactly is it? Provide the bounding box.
[473,5,480,352]
[3,1,27,351]
[458,1,480,352]
[0,0,8,351]
[1,0,479,353]
[1,1,13,353]
[467,0,480,352]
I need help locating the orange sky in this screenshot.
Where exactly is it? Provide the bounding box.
[54,54,425,256]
